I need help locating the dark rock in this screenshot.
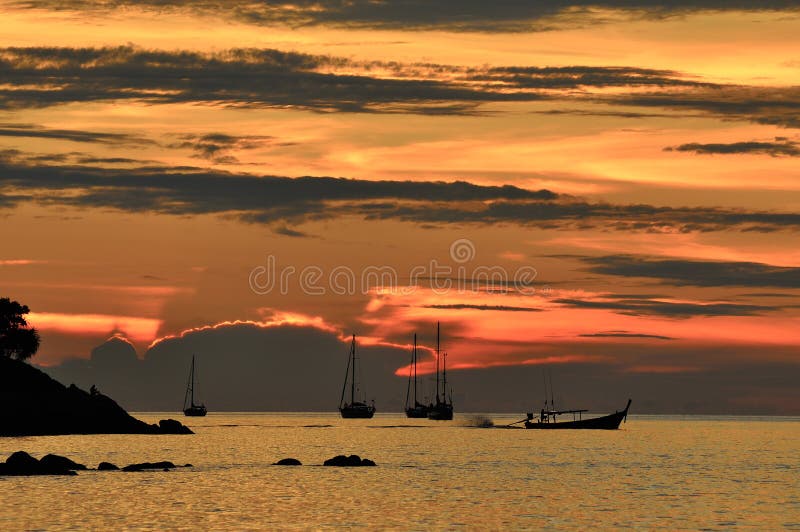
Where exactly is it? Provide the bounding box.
[1,451,77,476]
[274,458,302,466]
[40,454,87,471]
[157,419,193,434]
[6,451,40,471]
[0,356,193,436]
[122,461,177,472]
[323,454,377,467]
[98,462,119,471]
[183,464,193,468]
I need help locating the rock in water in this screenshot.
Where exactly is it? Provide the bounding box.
[0,451,78,476]
[98,462,119,471]
[158,419,193,434]
[274,458,302,466]
[323,454,377,467]
[40,454,87,471]
[122,461,177,472]
[4,451,41,474]
[6,451,40,470]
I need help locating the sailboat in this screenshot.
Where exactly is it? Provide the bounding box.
[183,355,207,417]
[339,334,376,419]
[427,322,454,420]
[404,333,428,418]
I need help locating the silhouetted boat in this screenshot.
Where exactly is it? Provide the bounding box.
[522,399,632,430]
[183,355,207,417]
[404,333,428,418]
[339,335,376,419]
[427,322,453,421]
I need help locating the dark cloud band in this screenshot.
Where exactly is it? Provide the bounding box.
[581,255,800,288]
[665,139,800,157]
[1,154,799,234]
[0,46,705,114]
[10,1,800,33]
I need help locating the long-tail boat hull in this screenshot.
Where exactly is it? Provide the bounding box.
[524,399,631,430]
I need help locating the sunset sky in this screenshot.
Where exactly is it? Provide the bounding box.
[1,1,799,413]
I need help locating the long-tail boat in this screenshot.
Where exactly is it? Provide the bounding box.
[521,399,632,429]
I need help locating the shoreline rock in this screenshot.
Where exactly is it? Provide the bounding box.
[0,356,192,436]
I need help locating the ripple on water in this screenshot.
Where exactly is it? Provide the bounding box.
[0,414,797,530]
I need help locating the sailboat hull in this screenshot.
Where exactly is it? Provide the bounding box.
[405,405,428,418]
[427,403,453,420]
[524,400,631,430]
[339,403,375,419]
[183,405,207,417]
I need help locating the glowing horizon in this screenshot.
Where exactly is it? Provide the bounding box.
[1,0,799,412]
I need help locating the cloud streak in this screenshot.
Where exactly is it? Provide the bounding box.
[555,296,775,318]
[169,133,290,164]
[2,46,797,131]
[665,139,800,157]
[10,1,800,33]
[0,46,707,114]
[0,123,154,145]
[579,331,674,340]
[582,255,800,288]
[422,304,543,312]
[601,86,800,129]
[1,155,800,233]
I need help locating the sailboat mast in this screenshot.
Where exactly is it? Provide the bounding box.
[413,333,418,404]
[405,335,413,409]
[351,334,356,404]
[190,355,195,406]
[443,351,447,404]
[339,341,352,408]
[435,322,440,402]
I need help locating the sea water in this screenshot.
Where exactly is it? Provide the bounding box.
[0,413,798,530]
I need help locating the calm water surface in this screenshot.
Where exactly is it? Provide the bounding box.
[1,413,798,530]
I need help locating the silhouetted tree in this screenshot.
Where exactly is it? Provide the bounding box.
[0,297,40,361]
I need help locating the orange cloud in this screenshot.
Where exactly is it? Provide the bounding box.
[148,308,340,349]
[28,312,162,344]
[0,259,46,265]
[358,286,800,373]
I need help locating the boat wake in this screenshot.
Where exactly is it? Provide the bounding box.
[462,415,494,428]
